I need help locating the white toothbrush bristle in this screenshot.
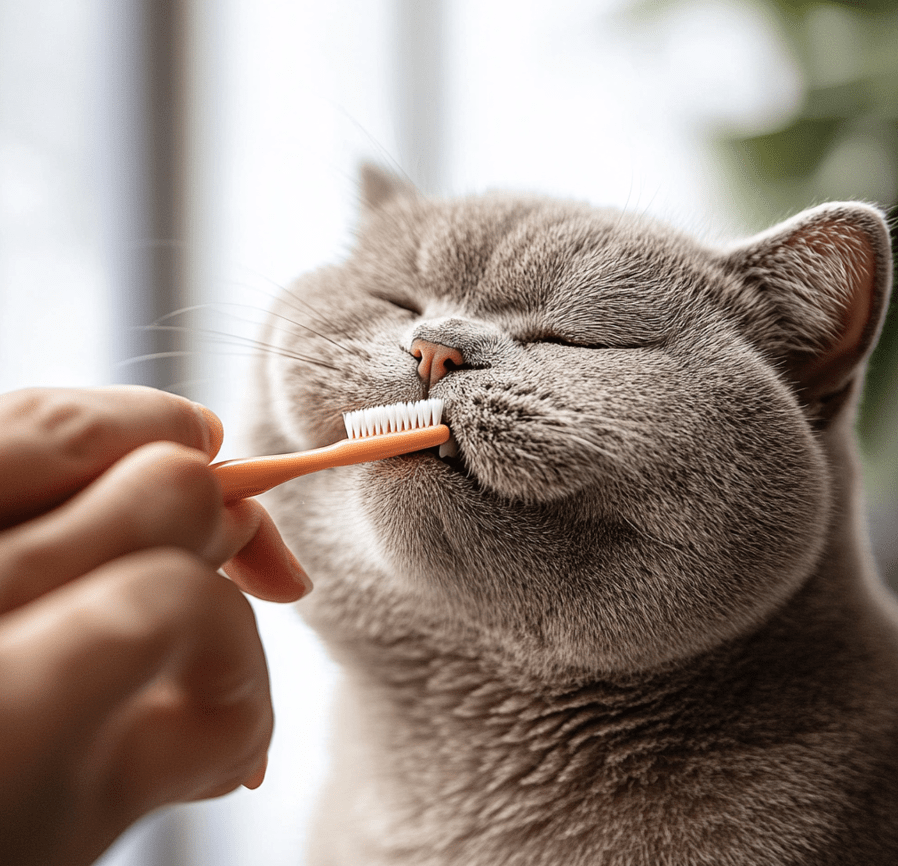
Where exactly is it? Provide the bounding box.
[342,398,444,439]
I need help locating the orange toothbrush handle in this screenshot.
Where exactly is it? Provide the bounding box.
[212,425,451,502]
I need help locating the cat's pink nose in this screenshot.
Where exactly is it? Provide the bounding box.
[411,338,464,387]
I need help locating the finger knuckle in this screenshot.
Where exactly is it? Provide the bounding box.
[0,536,46,611]
[13,388,119,466]
[140,547,246,612]
[88,444,223,562]
[141,544,210,579]
[77,547,212,643]
[93,547,210,606]
[105,548,228,634]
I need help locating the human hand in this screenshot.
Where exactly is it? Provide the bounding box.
[0,386,311,866]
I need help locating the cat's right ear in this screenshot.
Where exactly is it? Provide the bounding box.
[720,202,893,423]
[359,163,417,212]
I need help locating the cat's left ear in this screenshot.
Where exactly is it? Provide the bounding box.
[359,163,417,212]
[721,202,893,421]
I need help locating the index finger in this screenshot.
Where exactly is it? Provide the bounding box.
[0,386,224,527]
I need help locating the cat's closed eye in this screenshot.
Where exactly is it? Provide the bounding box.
[520,332,661,351]
[373,294,421,315]
[521,334,611,350]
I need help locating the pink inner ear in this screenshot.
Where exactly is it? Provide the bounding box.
[787,223,877,401]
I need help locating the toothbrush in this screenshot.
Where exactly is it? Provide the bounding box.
[212,398,450,503]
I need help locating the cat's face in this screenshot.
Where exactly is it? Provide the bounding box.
[255,170,890,680]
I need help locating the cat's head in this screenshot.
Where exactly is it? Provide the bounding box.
[255,166,892,680]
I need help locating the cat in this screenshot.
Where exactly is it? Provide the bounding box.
[251,165,898,865]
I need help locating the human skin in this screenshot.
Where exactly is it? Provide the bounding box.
[0,386,311,866]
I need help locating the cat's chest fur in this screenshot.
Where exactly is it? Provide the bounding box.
[253,167,898,864]
[301,601,898,865]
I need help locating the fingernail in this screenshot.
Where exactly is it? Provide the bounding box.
[243,754,268,790]
[194,403,225,459]
[284,546,314,598]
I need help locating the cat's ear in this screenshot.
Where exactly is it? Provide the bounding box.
[721,202,892,420]
[359,163,417,212]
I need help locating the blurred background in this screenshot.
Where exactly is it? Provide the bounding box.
[1,0,895,863]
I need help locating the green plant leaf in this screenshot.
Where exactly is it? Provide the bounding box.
[724,117,846,182]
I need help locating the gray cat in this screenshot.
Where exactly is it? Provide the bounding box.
[252,166,897,865]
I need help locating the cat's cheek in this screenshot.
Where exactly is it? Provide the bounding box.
[589,370,834,661]
[666,421,829,645]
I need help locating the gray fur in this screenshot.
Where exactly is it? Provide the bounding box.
[252,167,898,865]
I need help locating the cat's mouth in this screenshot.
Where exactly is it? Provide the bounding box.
[418,428,472,477]
[423,428,466,468]
[437,428,460,461]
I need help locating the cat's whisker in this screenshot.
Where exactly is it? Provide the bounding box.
[145,286,341,341]
[150,303,220,325]
[280,283,355,333]
[265,308,367,358]
[563,435,649,484]
[164,285,371,362]
[139,323,342,371]
[115,350,199,367]
[249,347,342,370]
[334,104,412,191]
[220,261,291,297]
[155,298,366,360]
[156,377,219,397]
[619,515,686,555]
[211,338,343,371]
